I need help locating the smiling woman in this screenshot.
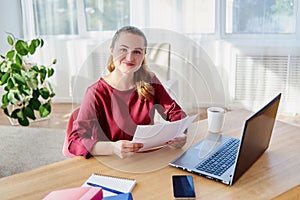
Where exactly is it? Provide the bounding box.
[106,31,147,90]
[65,26,188,159]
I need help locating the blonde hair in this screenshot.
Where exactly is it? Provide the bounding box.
[107,26,155,101]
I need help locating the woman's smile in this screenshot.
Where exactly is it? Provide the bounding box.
[122,61,135,67]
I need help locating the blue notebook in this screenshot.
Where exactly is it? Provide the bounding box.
[103,193,133,200]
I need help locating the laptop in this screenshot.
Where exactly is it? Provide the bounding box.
[169,93,281,185]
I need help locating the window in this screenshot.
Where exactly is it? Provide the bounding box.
[84,0,130,31]
[21,0,300,38]
[183,0,215,34]
[226,0,296,34]
[22,0,215,37]
[131,0,215,34]
[22,0,129,36]
[32,0,78,35]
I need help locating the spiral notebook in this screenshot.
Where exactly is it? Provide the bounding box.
[82,173,136,197]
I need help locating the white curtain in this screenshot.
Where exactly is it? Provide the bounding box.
[130,0,215,34]
[20,0,225,110]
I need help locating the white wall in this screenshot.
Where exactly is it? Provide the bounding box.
[0,0,23,54]
[0,0,23,99]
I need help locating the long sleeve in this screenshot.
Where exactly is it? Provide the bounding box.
[68,83,102,158]
[67,79,135,158]
[152,76,187,121]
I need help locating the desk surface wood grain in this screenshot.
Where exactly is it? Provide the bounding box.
[0,109,299,200]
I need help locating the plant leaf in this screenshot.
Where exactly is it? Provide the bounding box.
[27,70,38,79]
[11,108,21,119]
[7,90,18,105]
[28,45,35,55]
[1,93,9,105]
[28,39,40,55]
[7,35,14,46]
[7,77,15,90]
[3,107,9,116]
[39,102,51,118]
[19,85,31,96]
[31,65,39,72]
[13,90,21,101]
[13,73,26,84]
[0,72,10,85]
[24,106,36,120]
[29,97,41,110]
[32,89,40,99]
[39,65,47,83]
[0,61,7,71]
[47,68,54,78]
[40,39,44,47]
[26,78,38,90]
[45,81,55,95]
[15,40,29,56]
[39,87,50,99]
[16,54,23,65]
[11,63,21,72]
[18,115,29,126]
[6,50,15,60]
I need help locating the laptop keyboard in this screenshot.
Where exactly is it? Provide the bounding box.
[196,138,240,176]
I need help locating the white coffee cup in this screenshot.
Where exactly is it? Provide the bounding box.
[207,107,225,133]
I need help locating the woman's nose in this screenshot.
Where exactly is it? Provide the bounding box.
[126,51,134,61]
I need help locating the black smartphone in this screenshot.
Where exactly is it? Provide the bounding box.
[172,175,196,199]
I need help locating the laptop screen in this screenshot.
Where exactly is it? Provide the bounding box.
[232,93,281,183]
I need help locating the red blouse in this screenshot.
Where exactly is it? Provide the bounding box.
[68,75,186,158]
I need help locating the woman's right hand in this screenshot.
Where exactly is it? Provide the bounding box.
[112,140,144,158]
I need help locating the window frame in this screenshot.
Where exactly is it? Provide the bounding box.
[21,0,300,41]
[219,0,300,41]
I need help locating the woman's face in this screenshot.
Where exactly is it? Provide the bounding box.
[111,32,146,74]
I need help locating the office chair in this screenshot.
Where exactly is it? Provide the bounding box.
[62,107,80,158]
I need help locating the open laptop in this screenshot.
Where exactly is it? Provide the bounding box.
[169,93,281,185]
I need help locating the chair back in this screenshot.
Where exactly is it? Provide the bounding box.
[62,107,80,158]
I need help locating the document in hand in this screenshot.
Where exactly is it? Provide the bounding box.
[132,114,198,151]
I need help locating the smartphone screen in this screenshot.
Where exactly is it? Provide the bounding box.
[172,175,196,199]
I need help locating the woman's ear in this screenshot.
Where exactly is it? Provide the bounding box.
[110,46,114,54]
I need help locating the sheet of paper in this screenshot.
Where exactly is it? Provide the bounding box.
[132,114,198,151]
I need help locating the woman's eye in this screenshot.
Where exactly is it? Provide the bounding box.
[133,50,142,55]
[120,48,127,53]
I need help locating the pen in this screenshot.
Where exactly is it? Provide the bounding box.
[86,182,124,195]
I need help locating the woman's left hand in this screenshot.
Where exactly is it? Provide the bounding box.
[166,134,187,149]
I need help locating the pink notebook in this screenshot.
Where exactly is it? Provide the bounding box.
[43,187,103,200]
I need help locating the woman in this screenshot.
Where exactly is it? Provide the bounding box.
[67,26,187,158]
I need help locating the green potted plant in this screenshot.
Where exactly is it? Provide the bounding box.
[0,33,56,126]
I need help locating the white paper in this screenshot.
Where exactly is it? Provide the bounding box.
[132,114,198,151]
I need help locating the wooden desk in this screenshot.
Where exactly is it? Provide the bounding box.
[0,110,300,200]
